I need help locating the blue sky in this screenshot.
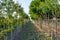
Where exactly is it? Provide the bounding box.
[13,0,32,14]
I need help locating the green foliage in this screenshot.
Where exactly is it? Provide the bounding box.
[0,0,29,38]
[22,21,51,40]
[30,0,60,19]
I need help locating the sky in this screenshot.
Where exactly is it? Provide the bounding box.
[13,0,32,14]
[0,0,60,14]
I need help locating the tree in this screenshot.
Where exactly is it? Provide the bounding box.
[29,0,60,20]
[0,0,29,38]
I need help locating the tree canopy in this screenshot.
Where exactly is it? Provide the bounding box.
[29,0,60,20]
[0,0,29,38]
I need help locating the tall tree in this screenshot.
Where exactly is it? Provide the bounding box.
[29,0,60,19]
[0,0,29,38]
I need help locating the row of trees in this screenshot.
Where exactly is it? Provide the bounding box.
[29,0,60,40]
[30,0,60,20]
[0,0,28,38]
